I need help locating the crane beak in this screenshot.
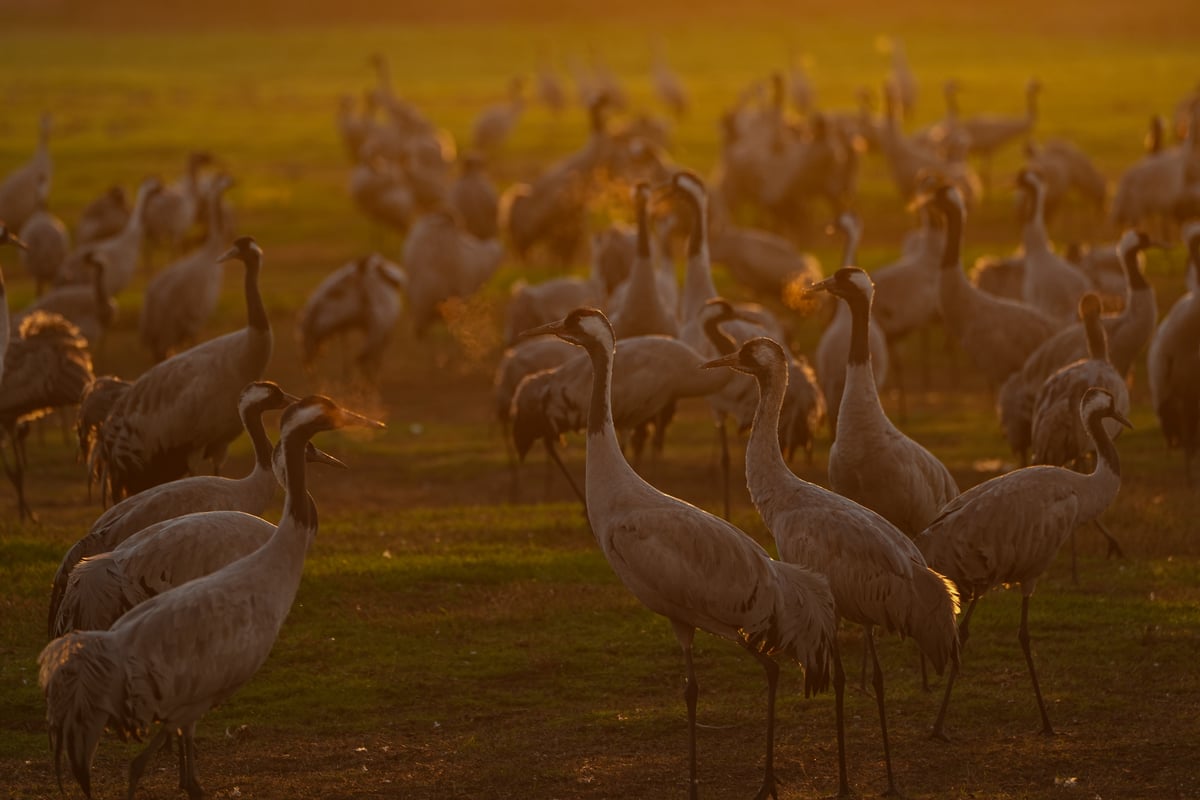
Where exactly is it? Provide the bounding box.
[1112,410,1134,431]
[334,408,386,430]
[280,391,302,406]
[517,319,567,340]
[4,232,28,250]
[700,353,740,370]
[804,276,836,296]
[305,442,347,469]
[218,245,239,263]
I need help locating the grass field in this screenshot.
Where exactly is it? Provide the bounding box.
[1,6,1200,798]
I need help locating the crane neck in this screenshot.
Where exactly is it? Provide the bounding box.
[702,313,738,356]
[585,337,617,441]
[1085,409,1121,484]
[939,202,963,271]
[1119,245,1150,293]
[1083,313,1109,363]
[1021,183,1049,249]
[635,194,651,260]
[840,223,860,267]
[243,251,270,334]
[279,427,318,534]
[843,293,873,367]
[746,360,791,489]
[241,405,275,471]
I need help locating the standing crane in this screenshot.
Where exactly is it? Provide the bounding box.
[1147,220,1200,484]
[814,267,958,535]
[47,381,334,637]
[0,224,29,385]
[703,335,960,798]
[38,394,383,800]
[90,236,273,503]
[521,307,836,800]
[917,388,1130,739]
[0,311,94,521]
[813,212,889,435]
[928,183,1057,389]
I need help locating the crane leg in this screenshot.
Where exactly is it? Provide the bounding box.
[0,434,36,523]
[832,637,851,797]
[1018,595,1055,736]
[543,438,587,512]
[1094,518,1125,559]
[859,626,871,692]
[866,627,899,796]
[748,648,781,799]
[127,726,171,800]
[718,420,731,521]
[673,623,701,800]
[931,595,978,740]
[180,722,205,799]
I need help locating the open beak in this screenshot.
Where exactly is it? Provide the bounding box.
[305,442,347,469]
[334,408,386,430]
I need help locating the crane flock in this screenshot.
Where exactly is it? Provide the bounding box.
[0,34,1196,800]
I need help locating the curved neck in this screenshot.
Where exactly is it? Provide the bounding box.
[243,406,274,471]
[747,363,790,484]
[1120,246,1150,292]
[1086,411,1120,481]
[1083,314,1109,362]
[702,313,738,355]
[244,254,269,333]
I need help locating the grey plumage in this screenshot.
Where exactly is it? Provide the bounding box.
[91,237,273,503]
[919,387,1130,738]
[815,268,958,536]
[0,311,94,521]
[704,335,959,798]
[929,184,1057,388]
[38,395,383,800]
[1147,221,1200,483]
[524,307,835,800]
[49,381,300,638]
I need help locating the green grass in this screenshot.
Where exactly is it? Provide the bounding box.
[2,7,1200,798]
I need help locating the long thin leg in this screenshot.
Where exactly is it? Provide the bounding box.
[866,627,899,796]
[127,726,172,800]
[0,435,35,522]
[180,722,205,799]
[931,595,979,740]
[859,626,870,692]
[1019,595,1055,736]
[718,419,731,520]
[543,438,587,511]
[1070,530,1079,585]
[749,649,781,800]
[832,636,851,798]
[673,623,701,800]
[1094,518,1125,559]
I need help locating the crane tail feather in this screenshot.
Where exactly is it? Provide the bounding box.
[38,632,125,798]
